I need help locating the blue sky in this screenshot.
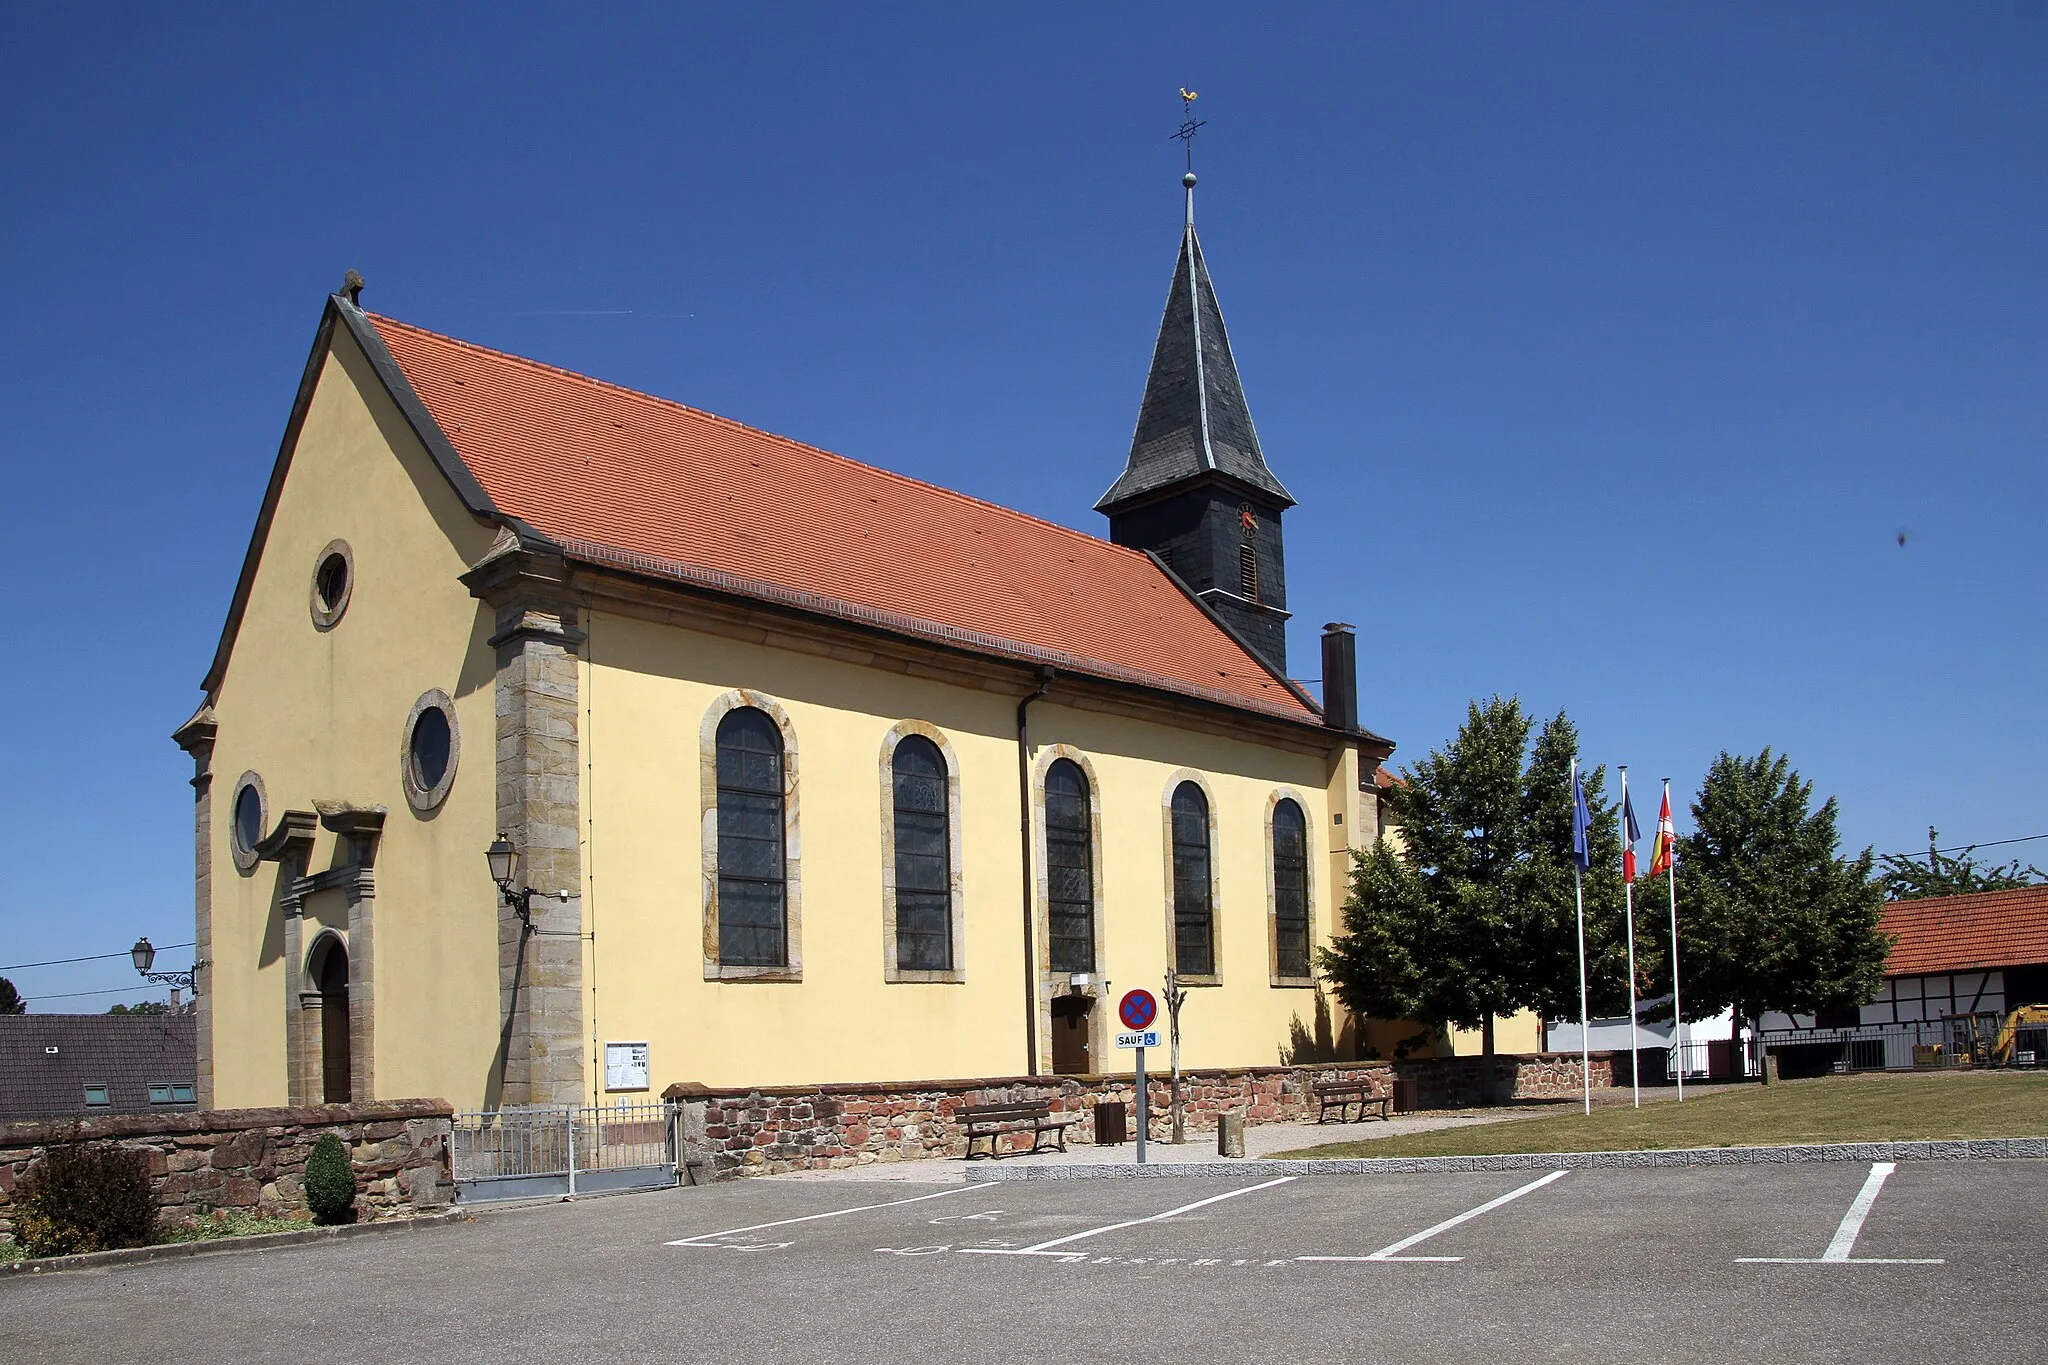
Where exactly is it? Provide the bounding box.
[3,4,2043,1007]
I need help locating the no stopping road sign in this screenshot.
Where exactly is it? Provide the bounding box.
[1119,989,1157,1031]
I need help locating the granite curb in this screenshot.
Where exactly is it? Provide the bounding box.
[0,1206,469,1277]
[968,1135,2048,1179]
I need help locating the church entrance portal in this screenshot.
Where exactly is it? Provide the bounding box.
[314,939,352,1103]
[1051,994,1093,1075]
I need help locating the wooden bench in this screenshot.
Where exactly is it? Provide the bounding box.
[960,1101,1078,1159]
[1315,1080,1393,1124]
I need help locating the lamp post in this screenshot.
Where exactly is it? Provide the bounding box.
[131,937,207,1002]
[487,833,566,927]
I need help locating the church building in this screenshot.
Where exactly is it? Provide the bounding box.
[175,172,1395,1112]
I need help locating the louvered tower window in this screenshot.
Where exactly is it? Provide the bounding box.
[1239,543,1258,599]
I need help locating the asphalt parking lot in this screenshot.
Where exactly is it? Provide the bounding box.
[4,1160,2042,1364]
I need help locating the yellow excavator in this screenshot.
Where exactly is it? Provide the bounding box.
[1991,1004,2048,1067]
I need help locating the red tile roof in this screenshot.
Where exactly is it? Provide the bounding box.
[1880,886,2048,977]
[367,314,1320,724]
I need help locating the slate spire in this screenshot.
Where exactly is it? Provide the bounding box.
[1098,166,1295,676]
[1096,173,1294,514]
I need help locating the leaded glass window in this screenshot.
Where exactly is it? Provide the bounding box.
[1172,782,1214,975]
[716,707,787,967]
[892,736,952,971]
[1045,759,1094,974]
[1273,798,1310,978]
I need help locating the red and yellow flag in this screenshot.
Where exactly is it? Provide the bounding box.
[1647,783,1677,878]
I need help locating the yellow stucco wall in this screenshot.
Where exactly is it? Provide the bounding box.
[204,324,501,1109]
[1447,1010,1545,1056]
[581,608,1347,1094]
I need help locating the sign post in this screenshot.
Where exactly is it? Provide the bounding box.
[1118,989,1160,1166]
[1135,1044,1147,1166]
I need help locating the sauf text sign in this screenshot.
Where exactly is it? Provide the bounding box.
[1116,1030,1162,1049]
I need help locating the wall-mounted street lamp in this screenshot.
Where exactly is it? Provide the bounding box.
[487,833,570,929]
[130,937,208,995]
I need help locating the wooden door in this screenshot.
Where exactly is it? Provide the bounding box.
[1051,995,1093,1075]
[318,946,352,1103]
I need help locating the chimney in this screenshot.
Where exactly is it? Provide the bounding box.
[1320,623,1357,733]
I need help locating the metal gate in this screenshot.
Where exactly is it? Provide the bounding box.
[452,1102,678,1203]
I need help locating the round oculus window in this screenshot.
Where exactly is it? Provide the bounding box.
[316,554,348,611]
[409,707,451,791]
[228,771,267,871]
[309,539,353,628]
[234,784,263,852]
[401,690,459,812]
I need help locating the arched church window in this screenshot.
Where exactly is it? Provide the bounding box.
[1272,797,1310,979]
[716,707,788,967]
[1172,781,1214,976]
[1045,759,1095,974]
[892,735,952,971]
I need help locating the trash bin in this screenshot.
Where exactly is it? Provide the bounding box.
[1095,1100,1127,1145]
[1392,1077,1420,1114]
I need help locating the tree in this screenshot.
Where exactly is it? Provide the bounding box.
[0,977,23,1014]
[1319,698,1631,1053]
[1874,827,2044,901]
[1671,750,1890,1037]
[107,1001,173,1016]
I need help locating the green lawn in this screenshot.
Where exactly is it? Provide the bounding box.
[1271,1072,2048,1159]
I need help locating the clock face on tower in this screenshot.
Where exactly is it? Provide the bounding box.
[1239,503,1257,533]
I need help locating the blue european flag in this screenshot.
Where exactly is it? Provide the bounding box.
[1570,767,1594,871]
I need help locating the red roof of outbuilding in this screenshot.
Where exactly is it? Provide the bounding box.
[366,314,1320,724]
[1880,886,2048,977]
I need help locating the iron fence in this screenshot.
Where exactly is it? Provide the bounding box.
[452,1101,677,1202]
[1667,1037,1762,1081]
[1753,1016,2013,1074]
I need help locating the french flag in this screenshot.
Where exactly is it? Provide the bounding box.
[1622,787,1642,884]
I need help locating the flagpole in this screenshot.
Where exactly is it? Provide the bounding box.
[1622,766,1640,1109]
[1572,759,1591,1116]
[1665,778,1685,1102]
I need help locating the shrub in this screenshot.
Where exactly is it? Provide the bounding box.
[13,1143,158,1257]
[303,1133,357,1225]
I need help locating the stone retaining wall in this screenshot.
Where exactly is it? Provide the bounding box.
[0,1099,454,1242]
[666,1053,1612,1179]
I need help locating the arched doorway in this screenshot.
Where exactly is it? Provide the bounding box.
[310,937,351,1103]
[1050,994,1093,1075]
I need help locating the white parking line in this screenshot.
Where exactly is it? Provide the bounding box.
[1735,1161,1945,1265]
[1299,1169,1570,1263]
[956,1176,1299,1260]
[668,1182,993,1248]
